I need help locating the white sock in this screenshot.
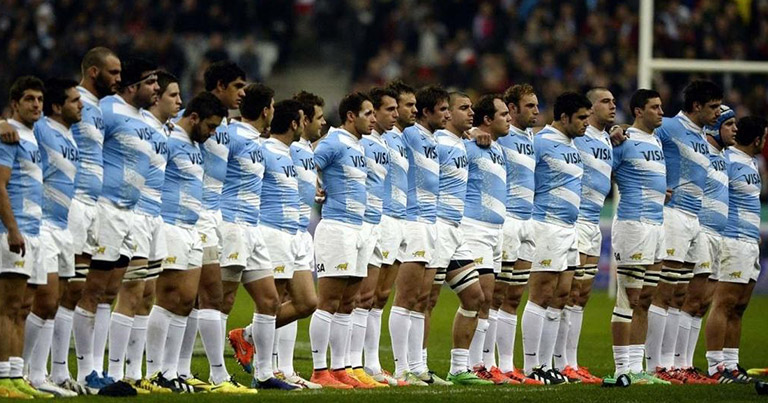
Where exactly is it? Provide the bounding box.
[449,348,469,375]
[125,315,148,381]
[22,313,45,366]
[344,316,353,368]
[706,350,724,375]
[613,345,630,376]
[161,313,188,378]
[73,306,96,382]
[92,303,111,374]
[107,312,134,380]
[252,313,276,381]
[29,319,54,385]
[422,348,428,371]
[553,308,569,370]
[565,305,584,369]
[277,321,297,376]
[723,348,739,371]
[177,309,198,379]
[272,330,279,372]
[364,308,383,374]
[521,301,546,374]
[243,324,254,345]
[51,307,74,384]
[9,357,23,378]
[685,316,702,368]
[483,310,498,368]
[0,361,9,378]
[327,312,350,371]
[660,307,680,369]
[674,311,692,368]
[145,305,173,376]
[645,304,667,372]
[407,311,426,374]
[309,310,333,370]
[220,312,229,346]
[538,307,562,370]
[349,308,368,369]
[629,344,645,373]
[198,309,229,384]
[389,306,411,374]
[496,309,517,373]
[469,318,489,368]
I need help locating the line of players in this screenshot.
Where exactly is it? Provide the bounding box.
[0,46,763,398]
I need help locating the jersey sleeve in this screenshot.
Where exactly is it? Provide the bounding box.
[313,136,337,171]
[0,142,17,169]
[611,143,623,171]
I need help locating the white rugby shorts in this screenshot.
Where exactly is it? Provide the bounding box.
[314,219,365,278]
[40,224,74,278]
[162,223,203,271]
[612,219,665,266]
[501,214,535,263]
[530,220,578,273]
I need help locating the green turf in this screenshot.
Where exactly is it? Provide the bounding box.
[69,288,767,401]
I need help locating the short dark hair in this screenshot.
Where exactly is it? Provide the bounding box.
[119,57,157,89]
[735,116,768,146]
[368,87,398,110]
[585,87,611,104]
[9,76,45,103]
[182,91,227,121]
[271,99,303,134]
[156,71,179,97]
[293,90,325,120]
[43,78,79,116]
[448,91,470,108]
[472,94,502,127]
[553,92,592,120]
[338,92,372,122]
[204,61,246,92]
[629,89,661,118]
[503,84,535,108]
[239,83,274,120]
[385,79,415,100]
[81,47,117,73]
[415,86,449,119]
[683,80,723,113]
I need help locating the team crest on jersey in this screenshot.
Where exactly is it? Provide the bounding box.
[95,246,107,255]
[699,261,711,268]
[227,252,239,260]
[666,248,675,256]
[274,265,285,273]
[13,260,25,268]
[630,253,643,261]
[335,263,349,271]
[200,233,208,243]
[474,257,484,264]
[539,259,552,267]
[412,250,426,258]
[164,256,177,264]
[729,271,742,279]
[382,251,389,259]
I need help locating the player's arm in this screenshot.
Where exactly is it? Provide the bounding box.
[466,127,492,148]
[609,124,630,146]
[0,120,19,144]
[0,163,24,256]
[313,138,336,204]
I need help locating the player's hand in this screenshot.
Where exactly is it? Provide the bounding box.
[665,188,673,204]
[8,228,25,257]
[314,187,326,204]
[467,127,493,148]
[609,125,627,146]
[0,121,20,144]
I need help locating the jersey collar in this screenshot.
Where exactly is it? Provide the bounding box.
[542,125,573,145]
[77,86,100,106]
[676,111,703,134]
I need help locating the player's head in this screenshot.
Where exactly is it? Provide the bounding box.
[119,57,159,109]
[339,91,375,137]
[503,84,538,129]
[293,90,325,142]
[240,83,274,127]
[9,75,44,127]
[415,85,450,132]
[271,99,305,141]
[629,89,663,130]
[553,92,592,138]
[706,105,737,148]
[182,91,227,143]
[586,87,616,127]
[152,71,182,121]
[734,116,768,154]
[81,47,121,98]
[43,78,82,127]
[447,91,473,133]
[386,79,417,128]
[204,61,247,110]
[683,80,723,127]
[473,94,510,137]
[369,87,399,133]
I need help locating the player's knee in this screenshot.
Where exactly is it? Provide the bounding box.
[198,288,223,311]
[297,295,318,318]
[461,288,484,312]
[733,301,749,318]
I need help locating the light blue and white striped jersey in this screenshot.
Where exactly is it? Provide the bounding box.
[99,95,155,209]
[362,131,390,225]
[532,125,583,226]
[723,147,761,241]
[220,120,264,226]
[574,125,613,224]
[656,112,710,215]
[161,126,204,227]
[434,129,468,224]
[0,120,42,236]
[464,139,507,225]
[698,143,729,235]
[201,118,231,211]
[290,138,316,232]
[612,127,667,224]
[260,138,300,234]
[314,127,367,225]
[382,127,409,219]
[136,110,169,216]
[497,125,535,220]
[71,86,103,204]
[34,118,79,229]
[403,123,440,223]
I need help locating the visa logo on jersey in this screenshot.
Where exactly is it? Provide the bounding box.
[712,160,726,171]
[91,116,105,130]
[152,141,168,155]
[641,150,665,162]
[691,141,709,155]
[249,149,263,164]
[134,127,153,141]
[351,155,367,168]
[59,145,79,162]
[423,146,437,159]
[592,147,611,161]
[563,152,582,164]
[282,165,297,177]
[28,150,42,163]
[374,151,389,165]
[300,158,315,170]
[187,152,203,164]
[745,173,761,185]
[453,155,468,169]
[515,143,533,155]
[490,152,504,165]
[214,130,229,145]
